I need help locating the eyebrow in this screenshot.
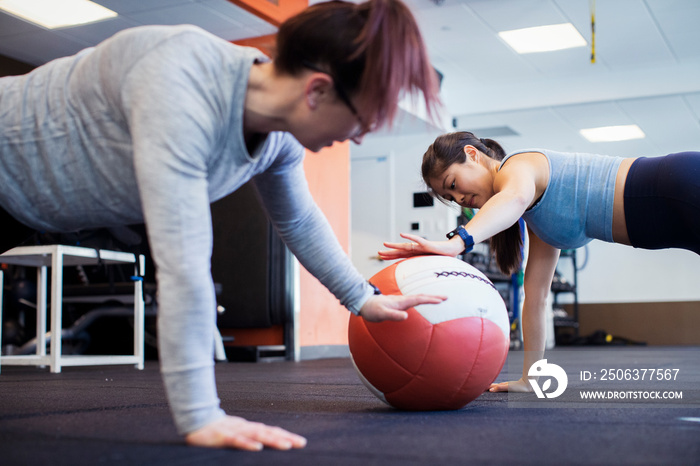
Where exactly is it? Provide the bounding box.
[442,175,449,191]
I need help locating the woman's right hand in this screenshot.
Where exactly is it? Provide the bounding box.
[378,233,465,261]
[185,415,307,451]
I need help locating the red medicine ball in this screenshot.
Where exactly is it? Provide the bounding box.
[349,255,510,410]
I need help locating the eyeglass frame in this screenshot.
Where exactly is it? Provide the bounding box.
[301,60,375,138]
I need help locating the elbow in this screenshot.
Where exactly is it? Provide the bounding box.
[511,193,532,214]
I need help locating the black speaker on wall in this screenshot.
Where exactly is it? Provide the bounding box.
[210,181,294,329]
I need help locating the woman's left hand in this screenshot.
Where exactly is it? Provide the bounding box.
[378,232,464,261]
[359,293,447,322]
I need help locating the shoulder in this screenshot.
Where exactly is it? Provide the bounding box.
[498,150,549,175]
[495,150,550,199]
[277,132,305,161]
[263,132,305,167]
[501,149,548,164]
[108,25,264,70]
[104,25,213,52]
[113,24,217,45]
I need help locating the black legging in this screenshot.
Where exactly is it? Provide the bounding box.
[624,151,700,255]
[0,205,35,253]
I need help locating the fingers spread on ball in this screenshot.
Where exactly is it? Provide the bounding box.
[408,294,448,306]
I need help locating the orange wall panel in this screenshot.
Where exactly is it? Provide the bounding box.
[300,142,352,347]
[220,326,284,346]
[228,0,307,26]
[232,6,351,350]
[234,34,276,56]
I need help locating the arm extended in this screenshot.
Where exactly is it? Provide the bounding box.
[253,144,446,319]
[380,153,542,259]
[489,227,560,392]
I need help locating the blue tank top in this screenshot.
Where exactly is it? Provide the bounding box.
[499,149,624,249]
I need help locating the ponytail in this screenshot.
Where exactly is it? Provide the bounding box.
[490,222,522,275]
[422,132,523,275]
[275,0,441,129]
[357,0,441,127]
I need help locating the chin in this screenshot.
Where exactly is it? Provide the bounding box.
[298,138,328,153]
[286,132,320,153]
[312,142,337,152]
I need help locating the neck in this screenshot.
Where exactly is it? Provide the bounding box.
[243,62,305,138]
[482,153,501,178]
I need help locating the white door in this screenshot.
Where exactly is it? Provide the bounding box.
[351,155,394,280]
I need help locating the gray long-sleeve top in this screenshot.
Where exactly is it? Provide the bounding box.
[0,25,373,434]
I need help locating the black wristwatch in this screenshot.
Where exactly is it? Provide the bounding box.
[368,281,382,295]
[446,225,475,253]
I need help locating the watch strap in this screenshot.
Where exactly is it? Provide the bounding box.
[446,226,475,253]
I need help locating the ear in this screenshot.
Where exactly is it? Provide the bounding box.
[305,73,334,110]
[463,145,479,163]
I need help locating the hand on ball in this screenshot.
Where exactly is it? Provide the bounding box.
[359,294,447,323]
[378,233,466,261]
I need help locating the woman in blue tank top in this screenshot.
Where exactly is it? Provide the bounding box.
[380,131,700,394]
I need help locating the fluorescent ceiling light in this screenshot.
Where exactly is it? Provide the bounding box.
[580,125,646,143]
[0,0,117,29]
[499,23,586,54]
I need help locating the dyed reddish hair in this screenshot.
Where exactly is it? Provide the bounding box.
[275,0,441,130]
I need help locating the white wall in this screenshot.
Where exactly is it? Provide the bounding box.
[352,131,457,234]
[569,242,700,304]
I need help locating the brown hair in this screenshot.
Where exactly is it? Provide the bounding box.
[275,0,441,130]
[422,132,523,275]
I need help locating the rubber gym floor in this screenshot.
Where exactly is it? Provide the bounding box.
[0,347,699,466]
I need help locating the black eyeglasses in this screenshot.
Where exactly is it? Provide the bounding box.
[301,60,374,138]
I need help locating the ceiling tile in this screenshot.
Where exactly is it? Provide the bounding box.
[620,94,700,153]
[593,0,675,69]
[468,0,565,32]
[94,0,196,15]
[682,92,700,120]
[553,101,632,130]
[0,29,91,65]
[59,17,140,46]
[645,0,700,61]
[0,10,39,37]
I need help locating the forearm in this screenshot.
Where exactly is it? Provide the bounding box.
[156,267,225,434]
[252,170,372,314]
[520,230,560,379]
[134,150,226,434]
[150,231,226,434]
[280,207,373,313]
[462,191,530,244]
[520,295,547,379]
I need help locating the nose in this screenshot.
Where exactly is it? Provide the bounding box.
[450,190,464,205]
